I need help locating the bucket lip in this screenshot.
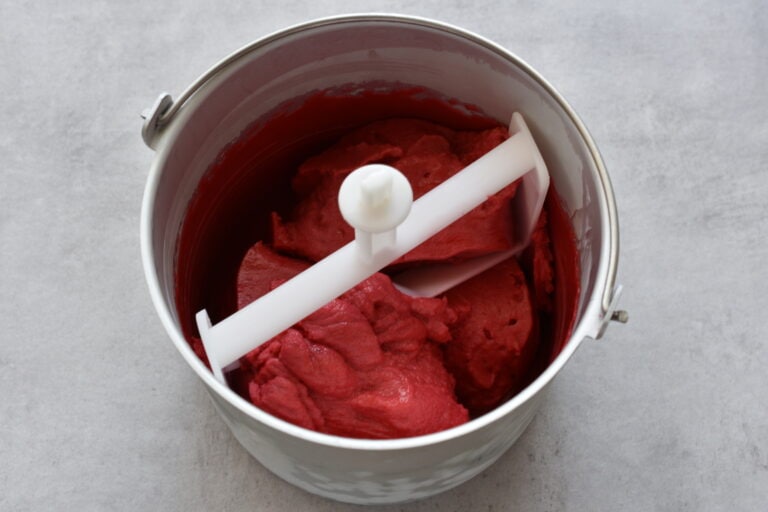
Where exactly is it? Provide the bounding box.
[140,12,619,452]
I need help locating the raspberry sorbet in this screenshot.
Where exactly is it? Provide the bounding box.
[175,87,580,439]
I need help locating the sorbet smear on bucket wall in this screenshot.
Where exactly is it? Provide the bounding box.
[174,86,580,439]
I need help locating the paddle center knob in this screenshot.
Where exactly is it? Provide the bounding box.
[338,164,413,257]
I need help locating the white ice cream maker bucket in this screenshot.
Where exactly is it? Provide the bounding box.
[140,14,626,505]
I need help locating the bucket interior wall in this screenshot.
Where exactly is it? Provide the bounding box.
[149,19,606,359]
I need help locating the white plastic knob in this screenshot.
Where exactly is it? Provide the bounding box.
[338,164,413,258]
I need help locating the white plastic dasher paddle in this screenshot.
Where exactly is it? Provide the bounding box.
[197,112,549,383]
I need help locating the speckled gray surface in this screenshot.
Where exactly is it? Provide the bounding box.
[1,1,767,510]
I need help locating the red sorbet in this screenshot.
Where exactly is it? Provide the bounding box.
[272,118,518,265]
[443,257,535,415]
[175,89,581,440]
[232,118,546,436]
[237,243,469,439]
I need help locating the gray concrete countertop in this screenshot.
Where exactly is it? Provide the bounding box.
[2,1,766,510]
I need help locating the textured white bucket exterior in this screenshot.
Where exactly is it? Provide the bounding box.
[140,14,619,504]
